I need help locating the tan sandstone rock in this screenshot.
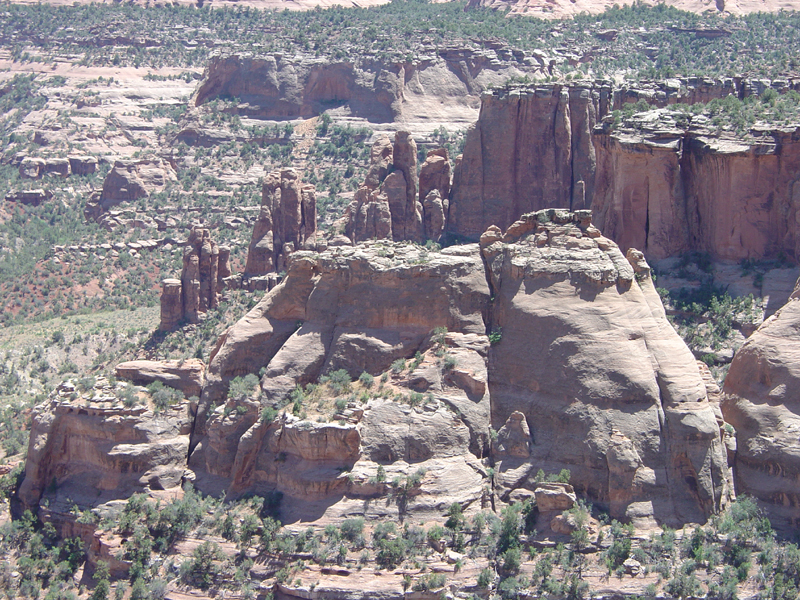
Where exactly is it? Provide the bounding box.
[722,277,800,531]
[485,209,732,526]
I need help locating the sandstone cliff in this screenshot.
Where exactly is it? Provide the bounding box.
[191,49,546,124]
[448,81,800,262]
[20,209,735,529]
[481,209,730,525]
[722,277,800,531]
[184,210,730,525]
[18,378,193,516]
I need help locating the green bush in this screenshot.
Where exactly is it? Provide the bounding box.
[413,572,446,591]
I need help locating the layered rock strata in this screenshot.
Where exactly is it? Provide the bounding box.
[722,277,800,531]
[22,210,733,528]
[192,49,547,124]
[18,379,193,516]
[115,359,206,398]
[448,82,800,261]
[244,168,317,277]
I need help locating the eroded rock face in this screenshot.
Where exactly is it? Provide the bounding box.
[115,359,205,398]
[245,169,317,276]
[449,82,800,261]
[22,209,734,529]
[84,159,176,221]
[190,241,490,518]
[192,51,547,124]
[722,278,800,531]
[449,86,597,242]
[482,209,732,525]
[18,381,193,517]
[345,133,428,244]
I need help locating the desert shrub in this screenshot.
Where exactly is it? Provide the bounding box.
[147,381,184,411]
[228,373,260,401]
[376,537,406,569]
[340,518,365,544]
[181,541,223,589]
[358,372,374,388]
[413,572,446,591]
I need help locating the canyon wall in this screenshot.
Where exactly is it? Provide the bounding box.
[192,49,547,124]
[448,81,800,262]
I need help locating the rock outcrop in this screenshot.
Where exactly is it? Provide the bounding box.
[482,209,731,525]
[419,149,453,243]
[192,49,547,124]
[18,379,193,516]
[244,168,317,277]
[159,227,229,329]
[5,189,53,206]
[345,133,448,244]
[84,159,176,221]
[448,82,800,261]
[185,209,730,525]
[448,85,597,242]
[191,242,491,520]
[21,208,734,528]
[115,359,205,398]
[722,277,800,531]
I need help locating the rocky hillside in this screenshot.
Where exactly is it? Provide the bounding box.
[468,0,800,18]
[3,2,800,600]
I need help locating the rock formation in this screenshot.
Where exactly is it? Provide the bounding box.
[482,209,731,525]
[183,209,730,525]
[447,81,800,261]
[115,359,205,398]
[345,132,441,244]
[419,148,452,243]
[159,227,229,329]
[4,189,53,206]
[192,49,547,124]
[84,159,176,221]
[20,207,735,528]
[244,168,317,277]
[448,85,597,242]
[722,277,800,531]
[18,378,193,517]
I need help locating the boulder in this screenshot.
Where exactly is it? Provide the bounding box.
[534,483,577,512]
